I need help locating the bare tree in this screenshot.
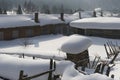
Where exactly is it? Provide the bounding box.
[41,4,50,14]
[0,8,2,14]
[23,0,38,13]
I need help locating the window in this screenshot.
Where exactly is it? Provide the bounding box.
[0,32,4,40]
[26,29,33,37]
[12,30,19,39]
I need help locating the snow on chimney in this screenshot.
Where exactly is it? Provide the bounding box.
[34,13,39,23]
[60,13,64,21]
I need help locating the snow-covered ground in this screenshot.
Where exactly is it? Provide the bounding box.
[0,34,119,60]
[0,54,73,80]
[0,34,119,80]
[0,35,67,60]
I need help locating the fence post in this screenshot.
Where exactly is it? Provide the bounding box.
[100,63,106,74]
[48,59,53,80]
[91,56,97,68]
[104,44,109,59]
[54,61,56,70]
[94,63,101,73]
[106,66,111,76]
[19,70,24,80]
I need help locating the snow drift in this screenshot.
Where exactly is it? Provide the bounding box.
[62,72,113,80]
[62,65,113,80]
[0,54,73,80]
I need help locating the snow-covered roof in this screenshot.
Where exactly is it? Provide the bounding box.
[0,13,80,29]
[36,13,81,25]
[0,15,39,28]
[38,14,64,26]
[0,14,64,28]
[70,17,120,30]
[60,34,92,54]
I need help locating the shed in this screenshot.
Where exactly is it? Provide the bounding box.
[60,34,92,68]
[70,17,120,39]
[0,14,65,40]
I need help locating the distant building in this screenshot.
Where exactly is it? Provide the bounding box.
[0,13,77,40]
[70,17,120,39]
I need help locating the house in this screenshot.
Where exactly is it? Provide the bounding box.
[0,14,39,40]
[60,34,92,69]
[0,13,78,40]
[70,17,120,39]
[0,14,60,40]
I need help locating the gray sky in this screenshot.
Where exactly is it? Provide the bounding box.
[32,0,120,10]
[1,0,120,11]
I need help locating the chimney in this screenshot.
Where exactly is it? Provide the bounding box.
[93,11,96,17]
[79,11,82,19]
[60,13,64,21]
[101,10,103,17]
[34,13,39,23]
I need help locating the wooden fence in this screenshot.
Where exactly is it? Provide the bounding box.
[94,41,120,76]
[19,59,56,80]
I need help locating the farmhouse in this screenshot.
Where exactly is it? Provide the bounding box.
[70,17,120,39]
[0,13,77,40]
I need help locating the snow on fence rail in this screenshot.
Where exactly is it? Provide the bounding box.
[19,59,57,80]
[0,59,57,80]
